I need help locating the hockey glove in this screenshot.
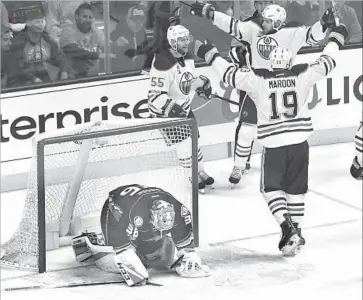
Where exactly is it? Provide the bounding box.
[173,248,210,278]
[229,46,248,67]
[320,6,342,31]
[167,103,188,118]
[72,231,107,263]
[350,156,363,180]
[328,24,348,48]
[189,2,215,19]
[195,75,212,100]
[194,39,220,65]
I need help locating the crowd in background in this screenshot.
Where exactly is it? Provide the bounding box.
[1,0,362,90]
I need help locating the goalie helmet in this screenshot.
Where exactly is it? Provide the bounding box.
[167,25,193,56]
[262,4,286,31]
[269,46,292,69]
[150,199,176,231]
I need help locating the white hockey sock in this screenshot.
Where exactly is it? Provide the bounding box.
[197,147,204,171]
[234,123,257,168]
[235,142,253,168]
[355,124,363,166]
[262,190,288,225]
[176,137,192,169]
[286,193,305,227]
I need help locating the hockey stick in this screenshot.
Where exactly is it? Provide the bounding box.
[141,70,239,106]
[4,279,162,292]
[212,94,239,106]
[177,1,193,8]
[170,254,184,270]
[4,280,126,292]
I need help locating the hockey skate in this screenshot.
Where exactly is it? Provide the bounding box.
[278,214,302,257]
[244,162,251,173]
[293,223,306,254]
[229,166,244,189]
[199,170,214,193]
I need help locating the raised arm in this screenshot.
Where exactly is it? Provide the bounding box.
[189,2,254,43]
[194,40,258,97]
[302,25,348,87]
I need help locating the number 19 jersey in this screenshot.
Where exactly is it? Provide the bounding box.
[215,53,336,148]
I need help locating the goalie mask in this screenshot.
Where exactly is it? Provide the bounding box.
[269,46,292,70]
[150,200,176,231]
[167,25,193,56]
[261,4,286,33]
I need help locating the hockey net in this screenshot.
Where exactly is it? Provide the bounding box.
[0,118,198,272]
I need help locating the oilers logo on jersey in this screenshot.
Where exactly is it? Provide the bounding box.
[179,72,194,95]
[257,36,278,60]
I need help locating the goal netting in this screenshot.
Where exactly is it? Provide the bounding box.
[1,118,198,272]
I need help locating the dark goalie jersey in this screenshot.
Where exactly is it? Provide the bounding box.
[100,184,194,255]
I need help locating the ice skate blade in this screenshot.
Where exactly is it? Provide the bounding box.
[281,235,301,257]
[230,183,237,189]
[206,184,214,190]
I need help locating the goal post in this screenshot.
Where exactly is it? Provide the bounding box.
[1,118,199,273]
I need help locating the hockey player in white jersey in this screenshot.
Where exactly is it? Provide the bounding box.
[351,123,363,180]
[147,24,214,193]
[189,2,339,188]
[194,24,348,256]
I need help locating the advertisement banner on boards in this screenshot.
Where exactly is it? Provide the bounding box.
[1,48,362,162]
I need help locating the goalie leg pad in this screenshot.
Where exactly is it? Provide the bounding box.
[113,248,149,286]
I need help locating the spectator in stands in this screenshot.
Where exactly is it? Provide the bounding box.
[347,1,362,28]
[60,2,106,78]
[45,0,89,44]
[211,1,234,16]
[1,25,14,88]
[8,9,68,86]
[110,3,148,73]
[2,1,45,33]
[1,1,10,28]
[332,0,362,43]
[285,0,315,25]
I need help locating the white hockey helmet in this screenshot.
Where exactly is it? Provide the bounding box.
[269,46,292,69]
[262,4,286,30]
[167,25,192,56]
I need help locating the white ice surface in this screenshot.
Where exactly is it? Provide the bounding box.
[1,143,362,300]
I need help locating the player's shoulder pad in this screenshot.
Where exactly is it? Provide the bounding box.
[246,17,263,29]
[253,68,273,78]
[153,50,193,71]
[291,63,309,76]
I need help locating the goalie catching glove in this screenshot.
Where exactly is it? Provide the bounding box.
[72,232,149,286]
[194,39,220,66]
[171,248,210,278]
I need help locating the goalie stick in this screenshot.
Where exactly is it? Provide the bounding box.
[4,280,126,292]
[4,279,162,292]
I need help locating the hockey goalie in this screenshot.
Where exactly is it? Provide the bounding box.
[71,184,210,286]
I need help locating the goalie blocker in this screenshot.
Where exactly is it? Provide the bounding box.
[71,184,210,286]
